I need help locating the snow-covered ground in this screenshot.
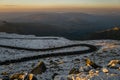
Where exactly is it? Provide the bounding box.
[0,33,120,80]
[0,33,72,49]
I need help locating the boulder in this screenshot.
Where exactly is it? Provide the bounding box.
[10,73,37,80]
[24,74,38,80]
[10,73,26,80]
[31,61,46,75]
[107,60,120,67]
[102,68,109,73]
[85,58,102,69]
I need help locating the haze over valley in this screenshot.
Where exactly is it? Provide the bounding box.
[0,11,120,40]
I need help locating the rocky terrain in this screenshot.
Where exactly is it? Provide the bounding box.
[0,33,119,80]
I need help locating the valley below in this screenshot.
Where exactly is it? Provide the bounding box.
[0,12,120,40]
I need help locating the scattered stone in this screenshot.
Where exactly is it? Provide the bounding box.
[118,67,120,70]
[9,73,37,80]
[24,73,38,80]
[85,58,102,69]
[95,70,99,74]
[1,72,8,76]
[67,75,73,80]
[107,60,120,67]
[31,61,46,75]
[10,73,26,80]
[68,74,89,80]
[89,69,99,77]
[79,66,92,72]
[69,68,80,74]
[102,68,109,73]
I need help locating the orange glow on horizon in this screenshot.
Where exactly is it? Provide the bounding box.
[0,4,120,12]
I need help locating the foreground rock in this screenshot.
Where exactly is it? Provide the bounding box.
[54,70,120,80]
[107,60,120,67]
[102,68,109,73]
[85,58,102,69]
[24,74,38,80]
[10,73,37,80]
[31,61,46,75]
[10,73,26,80]
[69,68,80,74]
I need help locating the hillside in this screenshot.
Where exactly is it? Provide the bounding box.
[89,27,120,40]
[0,33,120,80]
[0,21,99,40]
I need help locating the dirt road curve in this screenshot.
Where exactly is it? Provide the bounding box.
[0,38,98,65]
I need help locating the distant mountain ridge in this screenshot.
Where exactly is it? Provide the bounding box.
[0,12,120,40]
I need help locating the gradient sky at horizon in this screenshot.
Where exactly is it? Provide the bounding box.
[0,0,120,11]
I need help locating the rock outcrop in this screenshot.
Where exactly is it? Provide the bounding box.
[31,61,46,75]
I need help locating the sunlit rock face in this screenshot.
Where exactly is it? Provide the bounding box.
[9,73,38,80]
[89,26,120,40]
[107,60,120,67]
[102,68,109,73]
[31,61,46,75]
[112,27,120,31]
[54,68,120,80]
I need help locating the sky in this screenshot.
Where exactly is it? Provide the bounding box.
[0,0,120,12]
